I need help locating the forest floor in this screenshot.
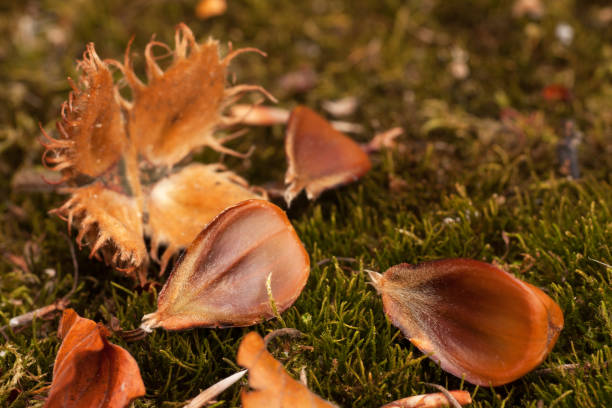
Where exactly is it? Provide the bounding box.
[1,0,611,407]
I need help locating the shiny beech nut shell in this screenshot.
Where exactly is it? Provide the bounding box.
[369,259,564,386]
[141,199,310,331]
[284,106,371,206]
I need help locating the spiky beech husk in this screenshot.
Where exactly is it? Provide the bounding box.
[41,44,126,181]
[115,23,276,168]
[43,24,271,279]
[146,163,267,274]
[50,184,147,278]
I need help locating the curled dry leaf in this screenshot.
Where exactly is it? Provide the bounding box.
[284,106,371,206]
[42,24,270,278]
[237,332,337,407]
[381,391,471,408]
[369,259,564,386]
[141,199,309,331]
[45,309,145,408]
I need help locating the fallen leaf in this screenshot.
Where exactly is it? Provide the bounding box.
[45,309,145,408]
[368,259,564,386]
[237,332,337,407]
[141,199,309,331]
[364,127,404,153]
[284,106,371,206]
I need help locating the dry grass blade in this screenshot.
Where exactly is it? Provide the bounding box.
[184,370,246,408]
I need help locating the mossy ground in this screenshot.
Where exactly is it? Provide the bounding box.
[1,0,611,407]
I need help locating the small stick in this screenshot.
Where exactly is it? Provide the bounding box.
[263,328,303,347]
[6,299,70,330]
[183,370,247,408]
[535,361,609,375]
[588,257,611,269]
[116,327,148,342]
[381,390,471,408]
[1,234,79,333]
[316,257,357,267]
[422,383,463,408]
[299,366,308,387]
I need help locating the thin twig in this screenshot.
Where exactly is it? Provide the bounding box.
[299,366,308,387]
[316,257,357,267]
[117,327,148,342]
[61,232,79,298]
[588,257,612,269]
[535,361,609,375]
[1,233,80,334]
[422,383,463,408]
[263,328,303,347]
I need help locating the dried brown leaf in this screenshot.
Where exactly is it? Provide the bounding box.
[45,309,145,408]
[237,332,337,407]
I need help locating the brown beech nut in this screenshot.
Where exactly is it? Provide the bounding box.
[284,106,371,206]
[369,259,564,386]
[141,199,310,331]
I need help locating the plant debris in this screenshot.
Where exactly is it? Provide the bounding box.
[41,24,272,280]
[45,309,145,408]
[284,106,371,206]
[237,332,338,407]
[368,259,564,386]
[140,199,310,331]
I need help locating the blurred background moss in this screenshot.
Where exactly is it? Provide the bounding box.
[1,0,611,407]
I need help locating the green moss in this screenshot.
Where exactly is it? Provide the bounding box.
[1,0,611,407]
